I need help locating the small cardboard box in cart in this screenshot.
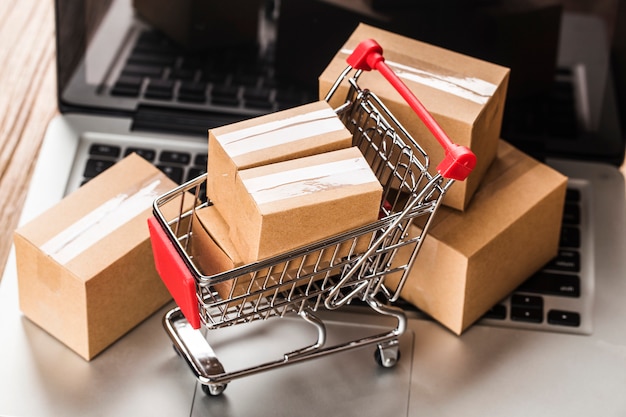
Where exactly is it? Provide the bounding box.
[319,23,510,211]
[13,154,186,360]
[227,146,383,264]
[387,140,568,335]
[207,100,353,219]
[190,205,315,304]
[189,205,246,299]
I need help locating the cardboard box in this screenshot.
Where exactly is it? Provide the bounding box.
[207,100,353,215]
[319,23,510,211]
[228,146,383,263]
[13,154,183,360]
[190,205,337,305]
[133,0,262,50]
[387,140,568,334]
[190,205,245,299]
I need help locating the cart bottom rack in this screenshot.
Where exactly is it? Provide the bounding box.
[163,299,407,396]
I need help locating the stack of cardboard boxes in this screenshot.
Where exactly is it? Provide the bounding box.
[13,23,569,362]
[205,100,381,264]
[192,100,383,301]
[193,22,568,335]
[319,24,568,335]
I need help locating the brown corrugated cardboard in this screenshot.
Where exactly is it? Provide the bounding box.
[207,100,353,216]
[319,23,510,211]
[227,146,383,264]
[190,205,334,305]
[387,140,568,334]
[13,153,182,360]
[190,205,245,299]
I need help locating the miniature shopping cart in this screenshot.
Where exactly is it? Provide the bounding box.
[148,39,476,396]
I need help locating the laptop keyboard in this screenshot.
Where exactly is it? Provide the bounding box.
[108,30,314,114]
[84,142,207,186]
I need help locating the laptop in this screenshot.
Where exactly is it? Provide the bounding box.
[1,1,625,416]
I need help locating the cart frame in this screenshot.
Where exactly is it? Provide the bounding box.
[148,38,475,396]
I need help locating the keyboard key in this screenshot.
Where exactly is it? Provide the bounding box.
[194,154,208,167]
[160,151,191,165]
[562,202,581,225]
[114,75,143,89]
[511,294,543,308]
[545,249,580,273]
[110,85,141,97]
[565,188,581,202]
[84,159,115,178]
[127,51,176,67]
[121,63,163,79]
[211,85,240,106]
[547,310,581,327]
[243,87,273,109]
[125,147,156,162]
[187,167,206,182]
[144,89,174,101]
[145,79,174,100]
[111,75,143,97]
[560,225,580,248]
[511,307,543,323]
[516,272,581,297]
[510,294,543,323]
[157,165,184,184]
[178,82,207,103]
[89,144,120,158]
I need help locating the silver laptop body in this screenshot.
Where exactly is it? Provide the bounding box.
[1,5,625,417]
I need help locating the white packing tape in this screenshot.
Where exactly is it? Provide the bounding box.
[40,176,169,265]
[340,48,498,105]
[244,157,376,205]
[219,107,346,157]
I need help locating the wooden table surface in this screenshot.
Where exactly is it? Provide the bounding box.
[0,0,58,276]
[0,0,58,280]
[0,0,625,280]
[0,1,58,279]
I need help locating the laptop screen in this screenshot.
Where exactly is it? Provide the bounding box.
[55,0,281,117]
[55,0,624,163]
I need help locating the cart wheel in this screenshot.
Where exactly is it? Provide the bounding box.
[374,343,401,368]
[201,383,227,396]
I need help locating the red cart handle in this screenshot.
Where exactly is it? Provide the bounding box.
[347,39,477,181]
